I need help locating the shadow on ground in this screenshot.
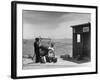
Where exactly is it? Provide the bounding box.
[60,55,90,64]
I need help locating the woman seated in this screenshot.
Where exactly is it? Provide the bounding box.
[39,43,57,63]
[39,46,48,63]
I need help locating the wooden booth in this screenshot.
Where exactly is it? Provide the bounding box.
[71,22,91,60]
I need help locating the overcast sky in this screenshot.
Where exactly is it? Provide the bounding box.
[23,10,91,39]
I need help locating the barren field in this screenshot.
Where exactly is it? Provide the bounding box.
[23,39,72,57]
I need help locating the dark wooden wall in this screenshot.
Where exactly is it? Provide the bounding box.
[71,23,91,60]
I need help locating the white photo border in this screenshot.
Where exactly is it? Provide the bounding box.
[11,1,98,79]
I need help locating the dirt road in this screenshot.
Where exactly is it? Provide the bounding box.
[23,56,90,69]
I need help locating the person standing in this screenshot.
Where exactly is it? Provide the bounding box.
[34,38,40,63]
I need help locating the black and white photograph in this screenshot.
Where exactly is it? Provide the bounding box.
[22,10,91,69]
[11,1,97,79]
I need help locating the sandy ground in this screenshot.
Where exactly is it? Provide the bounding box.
[22,56,91,70]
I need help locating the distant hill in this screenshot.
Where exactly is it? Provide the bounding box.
[52,38,72,44]
[23,38,72,44]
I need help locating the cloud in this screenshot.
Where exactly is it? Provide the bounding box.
[23,10,71,29]
[23,10,91,39]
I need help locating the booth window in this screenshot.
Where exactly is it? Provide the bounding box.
[77,34,81,43]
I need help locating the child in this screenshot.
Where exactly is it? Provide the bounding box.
[47,43,57,63]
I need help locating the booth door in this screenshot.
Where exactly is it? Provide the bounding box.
[73,33,83,58]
